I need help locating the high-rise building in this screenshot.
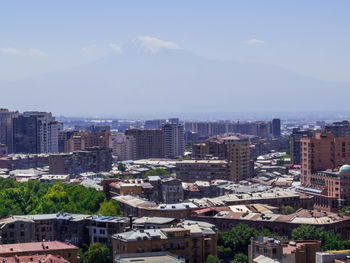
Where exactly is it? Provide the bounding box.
[162,123,184,158]
[191,135,250,182]
[13,115,39,154]
[300,132,350,186]
[125,129,165,159]
[324,120,350,137]
[144,119,167,130]
[0,109,16,153]
[13,112,61,154]
[290,128,313,165]
[223,135,250,182]
[272,118,281,137]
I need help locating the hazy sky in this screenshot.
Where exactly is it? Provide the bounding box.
[1,1,350,82]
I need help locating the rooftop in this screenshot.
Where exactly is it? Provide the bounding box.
[0,241,77,254]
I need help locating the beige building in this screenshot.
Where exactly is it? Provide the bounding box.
[222,135,250,182]
[112,221,217,263]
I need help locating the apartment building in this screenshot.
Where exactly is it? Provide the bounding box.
[13,112,61,154]
[0,109,15,153]
[49,146,112,175]
[162,123,184,158]
[112,220,217,263]
[223,135,250,181]
[176,160,230,182]
[125,129,165,159]
[290,128,313,165]
[300,132,350,186]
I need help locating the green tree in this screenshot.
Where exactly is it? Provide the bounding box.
[338,206,349,216]
[205,254,220,263]
[83,243,110,263]
[232,253,248,263]
[97,200,122,216]
[217,245,232,259]
[143,168,169,178]
[281,205,294,215]
[276,158,284,166]
[117,163,126,172]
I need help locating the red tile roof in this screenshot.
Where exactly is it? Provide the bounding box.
[0,241,77,254]
[0,254,70,263]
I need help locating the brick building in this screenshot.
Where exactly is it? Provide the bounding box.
[125,129,165,159]
[248,237,321,263]
[49,146,112,175]
[192,205,350,239]
[176,160,230,182]
[300,132,350,186]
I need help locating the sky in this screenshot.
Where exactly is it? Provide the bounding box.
[1,1,350,117]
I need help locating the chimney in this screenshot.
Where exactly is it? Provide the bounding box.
[129,214,133,230]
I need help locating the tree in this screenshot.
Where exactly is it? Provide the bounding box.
[143,168,169,178]
[83,243,110,263]
[291,225,348,251]
[117,163,126,172]
[97,200,122,216]
[205,254,220,263]
[217,245,232,259]
[281,205,294,215]
[232,253,248,263]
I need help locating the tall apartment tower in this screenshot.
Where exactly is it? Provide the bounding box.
[222,135,250,182]
[162,123,184,158]
[125,129,165,160]
[290,128,313,165]
[13,112,61,154]
[300,132,350,186]
[272,119,281,137]
[0,109,16,153]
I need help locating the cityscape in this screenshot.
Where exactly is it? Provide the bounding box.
[1,1,350,263]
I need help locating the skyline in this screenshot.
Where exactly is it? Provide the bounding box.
[1,1,350,116]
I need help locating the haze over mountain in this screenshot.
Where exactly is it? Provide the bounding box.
[2,39,350,118]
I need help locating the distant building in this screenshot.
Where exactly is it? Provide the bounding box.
[49,146,112,175]
[223,135,251,182]
[290,128,313,165]
[0,144,7,157]
[272,119,281,137]
[176,160,230,182]
[0,109,15,153]
[144,119,167,130]
[13,112,61,154]
[324,120,350,137]
[125,129,165,159]
[0,154,49,170]
[162,123,184,158]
